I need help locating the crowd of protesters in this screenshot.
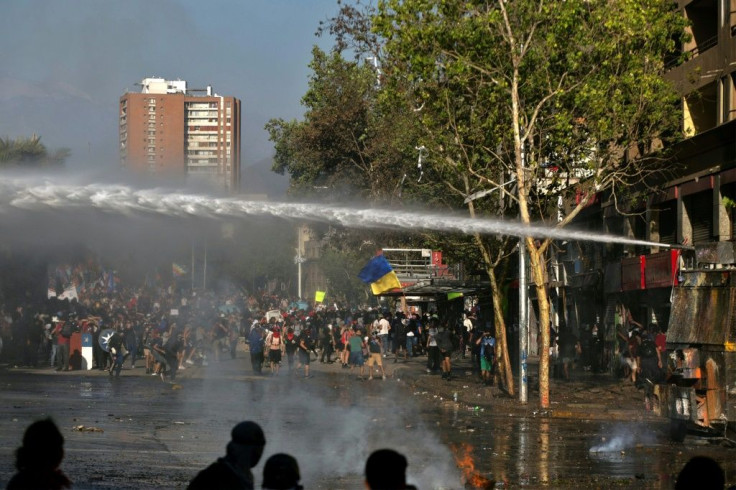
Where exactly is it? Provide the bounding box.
[0,271,499,387]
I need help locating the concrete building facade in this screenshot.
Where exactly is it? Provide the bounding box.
[119,77,241,192]
[545,0,736,367]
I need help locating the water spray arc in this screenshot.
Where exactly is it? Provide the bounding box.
[0,179,691,250]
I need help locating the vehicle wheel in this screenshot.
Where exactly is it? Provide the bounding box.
[670,419,687,442]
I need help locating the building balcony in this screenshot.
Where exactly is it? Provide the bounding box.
[602,250,680,293]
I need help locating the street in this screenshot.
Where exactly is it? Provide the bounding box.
[1,354,734,489]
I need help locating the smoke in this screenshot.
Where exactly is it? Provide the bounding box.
[179,371,462,488]
[589,423,657,453]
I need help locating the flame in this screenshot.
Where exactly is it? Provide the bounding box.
[451,443,495,489]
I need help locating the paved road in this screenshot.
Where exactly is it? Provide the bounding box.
[1,354,734,489]
[0,357,461,489]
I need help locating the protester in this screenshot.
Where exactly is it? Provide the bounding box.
[262,453,302,490]
[188,421,266,490]
[348,328,366,379]
[107,328,126,377]
[436,322,454,381]
[426,320,440,374]
[296,326,314,378]
[7,418,72,490]
[248,320,266,375]
[283,327,299,373]
[265,326,284,375]
[366,333,386,380]
[675,456,725,490]
[53,317,71,372]
[364,449,417,490]
[476,328,496,386]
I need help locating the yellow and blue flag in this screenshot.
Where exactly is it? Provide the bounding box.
[172,263,187,277]
[358,255,402,295]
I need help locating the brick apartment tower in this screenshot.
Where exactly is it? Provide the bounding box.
[119,77,241,192]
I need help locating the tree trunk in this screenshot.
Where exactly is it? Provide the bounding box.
[488,266,515,395]
[526,240,551,408]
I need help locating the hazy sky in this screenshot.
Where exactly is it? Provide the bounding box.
[0,0,343,168]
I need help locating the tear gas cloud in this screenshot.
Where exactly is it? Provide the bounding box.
[178,372,462,488]
[589,423,657,453]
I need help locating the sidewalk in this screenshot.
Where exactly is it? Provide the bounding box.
[387,352,662,423]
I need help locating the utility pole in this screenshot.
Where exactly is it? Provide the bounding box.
[519,240,528,404]
[203,241,208,291]
[295,225,305,300]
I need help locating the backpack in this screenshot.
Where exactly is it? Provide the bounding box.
[482,337,495,361]
[61,322,73,338]
[639,338,657,359]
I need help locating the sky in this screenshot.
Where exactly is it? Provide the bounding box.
[0,0,343,169]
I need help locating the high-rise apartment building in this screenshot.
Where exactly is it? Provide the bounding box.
[119,77,241,192]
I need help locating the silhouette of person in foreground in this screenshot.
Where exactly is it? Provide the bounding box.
[262,453,303,490]
[364,449,417,490]
[675,456,725,490]
[7,418,72,490]
[187,421,266,490]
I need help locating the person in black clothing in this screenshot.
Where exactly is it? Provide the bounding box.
[162,325,185,382]
[262,453,302,490]
[559,329,580,380]
[283,327,299,373]
[123,321,138,369]
[187,421,266,490]
[636,328,662,411]
[364,449,417,490]
[297,327,315,378]
[7,418,72,490]
[91,322,106,371]
[436,323,454,380]
[107,329,126,377]
[319,325,334,363]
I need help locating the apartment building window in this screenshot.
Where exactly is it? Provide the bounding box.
[684,0,719,56]
[684,191,714,243]
[684,81,718,135]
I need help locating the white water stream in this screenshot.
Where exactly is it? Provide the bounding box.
[0,177,671,248]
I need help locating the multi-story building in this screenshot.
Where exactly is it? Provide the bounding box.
[537,0,735,364]
[119,77,241,192]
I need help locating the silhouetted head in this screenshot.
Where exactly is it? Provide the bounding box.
[365,449,408,490]
[675,456,724,490]
[262,453,302,490]
[226,421,266,470]
[15,418,64,471]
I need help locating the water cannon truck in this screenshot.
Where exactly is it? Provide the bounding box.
[653,243,736,442]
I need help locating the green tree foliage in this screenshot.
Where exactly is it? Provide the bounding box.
[0,134,70,167]
[267,46,412,203]
[374,0,688,407]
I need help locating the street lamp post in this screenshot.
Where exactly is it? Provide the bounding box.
[295,225,306,300]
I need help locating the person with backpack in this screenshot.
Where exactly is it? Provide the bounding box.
[366,333,386,380]
[476,328,496,386]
